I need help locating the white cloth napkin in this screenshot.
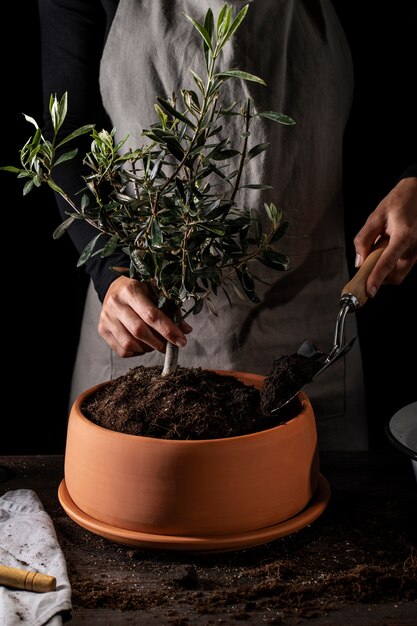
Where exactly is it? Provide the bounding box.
[0,489,72,626]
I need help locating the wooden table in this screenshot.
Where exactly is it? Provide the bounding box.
[1,451,416,625]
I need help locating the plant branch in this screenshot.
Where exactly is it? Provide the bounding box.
[230,99,251,203]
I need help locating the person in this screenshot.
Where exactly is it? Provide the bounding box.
[37,0,417,450]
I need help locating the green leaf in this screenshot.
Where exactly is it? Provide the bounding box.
[215,70,266,85]
[114,134,130,152]
[161,261,180,282]
[56,92,68,133]
[257,111,296,125]
[259,249,290,271]
[0,165,22,173]
[203,8,214,70]
[219,102,238,116]
[222,4,248,43]
[151,220,163,246]
[191,299,204,315]
[28,128,41,153]
[49,94,64,134]
[205,200,232,219]
[271,220,289,243]
[211,149,240,161]
[77,233,102,267]
[246,142,269,161]
[189,69,205,94]
[222,6,233,37]
[182,89,200,115]
[149,153,165,181]
[184,14,213,52]
[47,179,66,195]
[236,267,261,303]
[23,179,35,195]
[153,103,168,129]
[206,125,223,138]
[241,267,255,292]
[22,113,39,129]
[101,235,119,257]
[54,148,78,166]
[156,97,196,129]
[40,140,54,162]
[201,224,226,236]
[56,124,95,148]
[175,177,186,200]
[241,184,273,190]
[183,263,196,293]
[131,249,151,277]
[53,216,75,239]
[81,194,90,211]
[164,137,184,161]
[216,4,228,36]
[264,202,277,223]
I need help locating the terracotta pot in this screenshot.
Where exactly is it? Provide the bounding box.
[62,371,320,540]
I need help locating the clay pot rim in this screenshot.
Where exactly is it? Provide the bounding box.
[73,371,311,446]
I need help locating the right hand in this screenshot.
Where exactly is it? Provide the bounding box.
[98,276,192,358]
[353,176,417,296]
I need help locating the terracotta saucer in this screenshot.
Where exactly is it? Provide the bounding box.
[58,473,331,552]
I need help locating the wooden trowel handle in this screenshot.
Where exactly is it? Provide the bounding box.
[341,239,388,307]
[0,564,56,592]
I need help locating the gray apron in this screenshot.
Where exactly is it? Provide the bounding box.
[71,0,368,450]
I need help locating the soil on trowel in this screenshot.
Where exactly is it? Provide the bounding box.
[260,353,324,415]
[82,363,304,440]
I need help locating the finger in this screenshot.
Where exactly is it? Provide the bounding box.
[365,238,407,296]
[129,289,187,347]
[101,276,188,350]
[179,319,193,334]
[353,211,386,269]
[99,314,153,357]
[118,307,166,353]
[98,306,157,358]
[374,249,417,286]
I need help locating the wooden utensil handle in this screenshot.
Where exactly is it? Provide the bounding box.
[0,564,56,592]
[342,239,388,307]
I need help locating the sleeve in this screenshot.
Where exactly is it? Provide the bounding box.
[37,0,128,302]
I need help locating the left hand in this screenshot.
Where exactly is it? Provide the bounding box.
[354,176,417,297]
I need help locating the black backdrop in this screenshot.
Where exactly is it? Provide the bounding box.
[1,3,416,454]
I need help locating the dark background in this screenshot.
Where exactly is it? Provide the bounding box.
[1,3,416,454]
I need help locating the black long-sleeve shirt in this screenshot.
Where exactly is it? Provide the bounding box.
[38,0,123,302]
[38,0,417,302]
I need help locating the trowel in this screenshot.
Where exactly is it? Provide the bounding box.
[264,239,388,415]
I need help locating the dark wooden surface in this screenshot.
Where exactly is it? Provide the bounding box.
[1,451,416,625]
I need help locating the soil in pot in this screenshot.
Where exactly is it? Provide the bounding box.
[82,353,323,439]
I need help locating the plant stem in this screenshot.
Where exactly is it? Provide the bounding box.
[51,184,106,233]
[162,342,179,376]
[230,99,251,203]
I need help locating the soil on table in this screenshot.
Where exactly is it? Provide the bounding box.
[83,354,319,439]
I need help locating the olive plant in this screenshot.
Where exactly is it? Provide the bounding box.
[2,3,295,375]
